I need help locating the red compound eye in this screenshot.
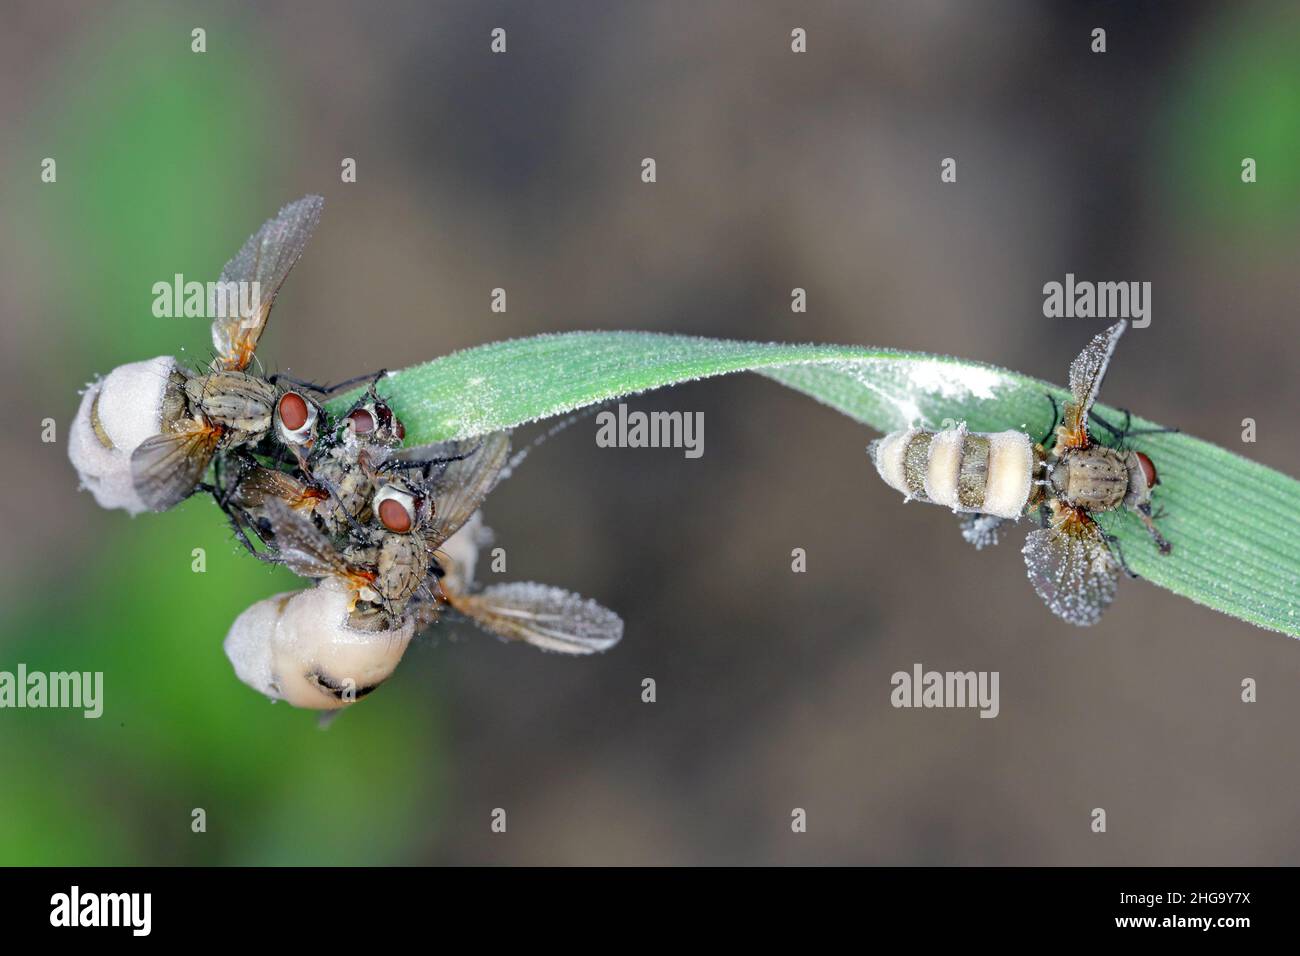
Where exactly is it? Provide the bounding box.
[1136,452,1159,488]
[348,408,376,435]
[278,392,310,431]
[393,417,405,442]
[378,497,413,533]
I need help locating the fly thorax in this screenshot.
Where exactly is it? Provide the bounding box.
[340,472,376,522]
[1052,447,1129,512]
[187,371,276,439]
[1047,456,1073,497]
[377,532,428,607]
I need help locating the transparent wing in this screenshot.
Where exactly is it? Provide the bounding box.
[1057,320,1126,449]
[1021,506,1119,626]
[420,432,512,548]
[211,195,324,370]
[130,425,221,511]
[231,465,324,511]
[448,582,623,654]
[261,497,358,581]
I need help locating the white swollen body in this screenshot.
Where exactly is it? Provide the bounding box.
[222,515,487,710]
[224,578,416,710]
[67,356,179,515]
[869,425,1036,519]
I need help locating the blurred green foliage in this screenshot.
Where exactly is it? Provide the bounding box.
[1162,7,1300,231]
[1,12,443,865]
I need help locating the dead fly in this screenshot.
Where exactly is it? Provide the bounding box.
[366,431,511,619]
[260,431,510,621]
[211,382,479,569]
[131,196,333,511]
[307,381,418,537]
[257,426,620,655]
[869,320,1173,626]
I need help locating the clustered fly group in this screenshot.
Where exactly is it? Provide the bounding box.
[71,196,621,711]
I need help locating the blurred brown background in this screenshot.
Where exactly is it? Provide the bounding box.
[0,0,1297,864]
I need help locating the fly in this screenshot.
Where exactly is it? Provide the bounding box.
[130,196,328,511]
[869,320,1173,626]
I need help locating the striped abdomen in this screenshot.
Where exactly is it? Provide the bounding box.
[869,427,1039,520]
[186,371,276,442]
[376,532,431,614]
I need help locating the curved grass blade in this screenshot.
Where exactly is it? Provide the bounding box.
[326,332,1300,638]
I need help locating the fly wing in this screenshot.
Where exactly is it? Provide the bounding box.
[1057,320,1126,450]
[448,582,623,655]
[210,196,323,370]
[131,425,221,511]
[1021,505,1119,626]
[420,432,511,548]
[261,497,354,580]
[231,465,323,511]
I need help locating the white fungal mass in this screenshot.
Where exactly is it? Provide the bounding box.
[67,356,178,515]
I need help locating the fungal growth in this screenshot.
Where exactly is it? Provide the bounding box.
[869,321,1172,626]
[69,197,623,711]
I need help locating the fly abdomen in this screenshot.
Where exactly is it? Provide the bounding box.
[313,454,376,533]
[869,426,1036,519]
[376,532,430,612]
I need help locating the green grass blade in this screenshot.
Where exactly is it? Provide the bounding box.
[326,331,1300,638]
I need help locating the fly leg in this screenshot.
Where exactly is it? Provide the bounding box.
[200,480,272,558]
[201,480,255,555]
[211,453,235,509]
[268,369,388,397]
[314,473,371,540]
[376,448,477,478]
[321,368,388,397]
[234,506,281,561]
[1102,532,1141,580]
[1038,393,1060,446]
[266,372,328,391]
[205,456,252,553]
[1089,408,1179,443]
[1135,502,1172,555]
[214,454,287,552]
[212,452,257,511]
